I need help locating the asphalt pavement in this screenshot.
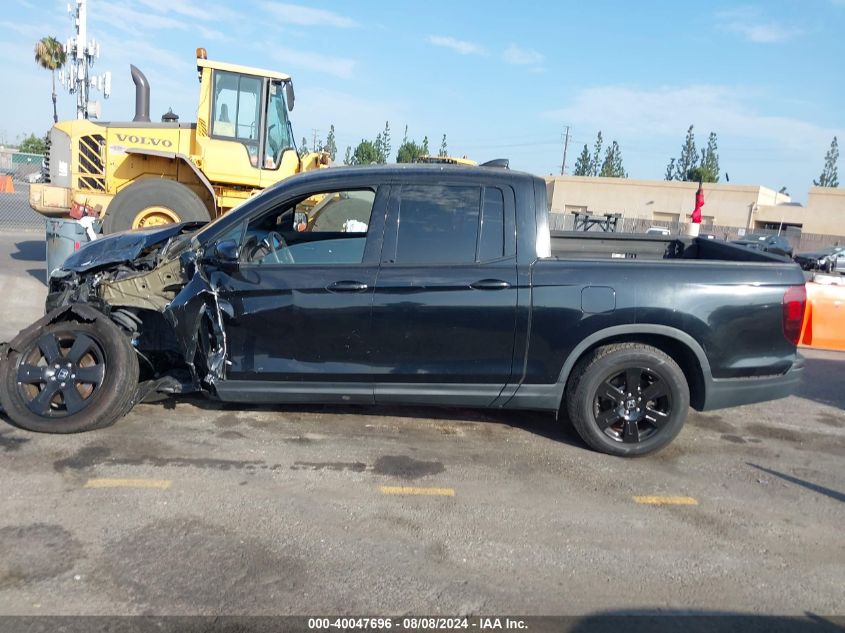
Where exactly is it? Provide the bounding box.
[0,231,842,622]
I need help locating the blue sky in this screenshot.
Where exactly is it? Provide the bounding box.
[2,0,843,200]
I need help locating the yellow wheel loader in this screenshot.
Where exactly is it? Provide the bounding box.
[30,48,328,234]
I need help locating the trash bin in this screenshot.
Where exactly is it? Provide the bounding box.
[46,219,94,278]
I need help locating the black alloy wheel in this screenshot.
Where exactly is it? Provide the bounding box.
[0,319,140,433]
[15,330,106,417]
[565,343,690,456]
[592,366,672,444]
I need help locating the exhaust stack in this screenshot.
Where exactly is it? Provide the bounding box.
[130,64,150,122]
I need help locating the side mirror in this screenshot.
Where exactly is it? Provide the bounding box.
[285,81,295,112]
[212,239,240,267]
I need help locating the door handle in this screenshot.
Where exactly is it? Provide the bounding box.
[470,279,511,291]
[327,280,369,292]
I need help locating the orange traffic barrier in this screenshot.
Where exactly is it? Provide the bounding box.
[0,175,14,193]
[799,277,845,352]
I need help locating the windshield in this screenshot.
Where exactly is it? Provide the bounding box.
[263,81,293,169]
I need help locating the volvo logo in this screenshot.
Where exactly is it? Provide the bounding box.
[116,133,173,148]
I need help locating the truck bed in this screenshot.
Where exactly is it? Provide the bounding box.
[549,232,790,263]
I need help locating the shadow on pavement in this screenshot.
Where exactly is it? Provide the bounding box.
[795,356,845,410]
[173,394,587,449]
[558,612,845,633]
[748,462,845,504]
[10,239,45,262]
[25,267,46,284]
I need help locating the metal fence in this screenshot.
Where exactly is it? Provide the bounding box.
[0,149,47,231]
[548,212,845,253]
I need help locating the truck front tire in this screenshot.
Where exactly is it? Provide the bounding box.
[0,318,140,433]
[565,343,690,457]
[103,179,211,234]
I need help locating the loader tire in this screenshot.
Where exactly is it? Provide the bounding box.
[103,179,211,234]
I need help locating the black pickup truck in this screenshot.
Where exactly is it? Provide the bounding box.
[0,165,807,456]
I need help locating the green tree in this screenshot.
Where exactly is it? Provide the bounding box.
[665,125,700,181]
[599,140,626,178]
[814,136,839,188]
[18,133,48,155]
[664,158,676,181]
[343,145,352,165]
[298,136,309,158]
[351,139,380,165]
[373,132,385,163]
[396,139,425,163]
[381,121,391,162]
[34,36,66,124]
[323,124,337,161]
[699,132,720,182]
[590,131,603,177]
[438,134,448,157]
[421,135,429,156]
[573,144,591,176]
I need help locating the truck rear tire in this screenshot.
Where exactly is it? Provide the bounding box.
[0,319,140,433]
[102,179,211,234]
[565,343,689,457]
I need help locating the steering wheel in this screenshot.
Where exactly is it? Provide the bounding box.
[262,231,295,265]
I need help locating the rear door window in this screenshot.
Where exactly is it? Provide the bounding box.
[395,185,481,264]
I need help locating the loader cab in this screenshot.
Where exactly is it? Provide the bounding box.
[195,53,298,190]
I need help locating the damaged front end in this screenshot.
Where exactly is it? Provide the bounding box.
[45,222,231,399]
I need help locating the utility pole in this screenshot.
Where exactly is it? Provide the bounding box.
[61,0,111,120]
[560,126,570,175]
[311,128,320,152]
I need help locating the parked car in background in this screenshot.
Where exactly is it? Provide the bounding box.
[794,245,844,273]
[732,234,793,258]
[645,226,671,236]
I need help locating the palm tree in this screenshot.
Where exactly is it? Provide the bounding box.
[34,36,67,123]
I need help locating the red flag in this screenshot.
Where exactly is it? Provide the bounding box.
[692,182,704,224]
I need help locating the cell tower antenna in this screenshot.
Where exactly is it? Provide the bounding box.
[60,0,111,119]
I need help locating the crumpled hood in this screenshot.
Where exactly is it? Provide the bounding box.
[60,222,204,273]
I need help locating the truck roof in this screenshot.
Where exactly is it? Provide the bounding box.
[274,164,541,193]
[310,163,537,181]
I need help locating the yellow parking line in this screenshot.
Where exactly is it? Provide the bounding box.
[380,485,455,497]
[633,495,698,505]
[84,478,172,490]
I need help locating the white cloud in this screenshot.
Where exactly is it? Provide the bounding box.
[541,83,845,195]
[91,3,227,42]
[427,35,486,56]
[716,7,801,43]
[544,84,837,151]
[272,47,356,79]
[503,44,544,66]
[135,0,241,21]
[259,2,358,28]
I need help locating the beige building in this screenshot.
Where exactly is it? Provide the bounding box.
[545,176,845,237]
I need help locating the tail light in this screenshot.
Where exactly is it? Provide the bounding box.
[782,285,807,345]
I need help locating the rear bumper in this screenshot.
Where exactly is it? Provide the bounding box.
[701,355,805,411]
